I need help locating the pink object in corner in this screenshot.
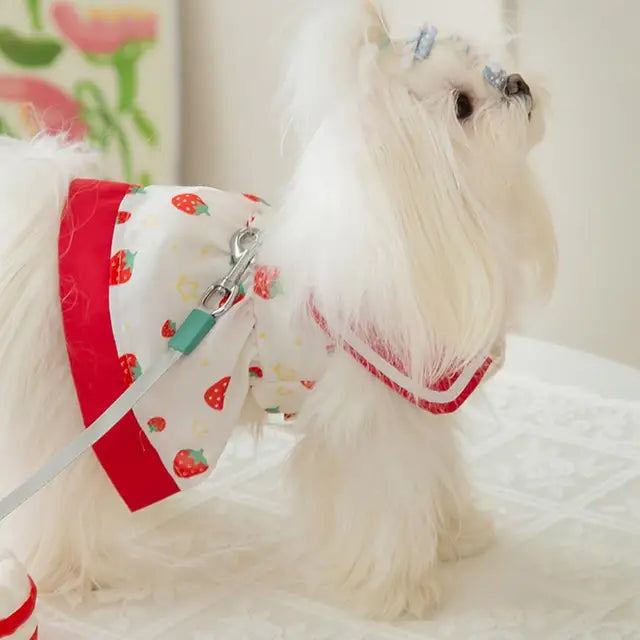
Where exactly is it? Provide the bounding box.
[0,552,38,639]
[0,76,86,141]
[50,2,157,55]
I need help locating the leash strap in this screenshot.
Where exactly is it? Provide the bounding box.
[0,227,260,523]
[0,350,182,522]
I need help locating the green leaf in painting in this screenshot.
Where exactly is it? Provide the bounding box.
[0,117,16,137]
[0,27,62,67]
[138,171,153,186]
[131,107,159,146]
[26,0,43,32]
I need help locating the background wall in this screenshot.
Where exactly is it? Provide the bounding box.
[179,0,639,368]
[516,0,640,367]
[179,0,298,198]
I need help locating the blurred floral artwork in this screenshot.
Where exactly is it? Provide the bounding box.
[0,0,179,184]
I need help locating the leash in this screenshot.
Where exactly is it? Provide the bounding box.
[0,227,261,523]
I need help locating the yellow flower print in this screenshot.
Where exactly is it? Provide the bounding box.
[277,386,294,397]
[177,275,199,302]
[142,214,158,228]
[273,363,296,382]
[192,419,209,437]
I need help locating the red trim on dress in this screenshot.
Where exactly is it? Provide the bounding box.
[59,179,179,511]
[0,575,36,637]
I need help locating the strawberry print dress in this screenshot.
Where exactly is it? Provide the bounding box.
[58,179,493,513]
[59,179,328,512]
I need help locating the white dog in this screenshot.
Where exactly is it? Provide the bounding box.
[0,0,556,620]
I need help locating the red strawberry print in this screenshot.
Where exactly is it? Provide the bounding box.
[243,193,270,206]
[119,353,141,386]
[147,417,166,433]
[161,319,177,338]
[204,376,231,411]
[173,448,209,478]
[116,210,132,224]
[218,284,246,309]
[283,413,297,421]
[300,380,316,390]
[249,366,263,379]
[171,193,210,216]
[128,184,146,194]
[109,249,137,285]
[253,266,281,300]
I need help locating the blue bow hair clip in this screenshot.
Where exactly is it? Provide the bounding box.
[407,24,438,62]
[483,62,507,92]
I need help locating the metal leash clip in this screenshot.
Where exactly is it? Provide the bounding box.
[199,227,261,318]
[168,227,262,356]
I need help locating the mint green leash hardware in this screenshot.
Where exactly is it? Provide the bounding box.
[0,227,262,522]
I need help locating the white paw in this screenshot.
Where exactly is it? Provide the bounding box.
[320,562,442,620]
[437,507,495,562]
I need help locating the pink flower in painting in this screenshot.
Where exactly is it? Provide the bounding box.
[50,2,157,55]
[0,76,87,140]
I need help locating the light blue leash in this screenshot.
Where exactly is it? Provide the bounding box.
[0,227,261,522]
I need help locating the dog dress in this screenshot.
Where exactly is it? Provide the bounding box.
[0,552,37,640]
[59,179,493,512]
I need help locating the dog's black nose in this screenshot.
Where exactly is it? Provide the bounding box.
[504,73,531,98]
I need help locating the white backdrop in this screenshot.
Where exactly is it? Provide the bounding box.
[179,0,639,368]
[517,0,640,367]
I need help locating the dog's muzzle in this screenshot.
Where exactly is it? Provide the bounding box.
[504,73,531,99]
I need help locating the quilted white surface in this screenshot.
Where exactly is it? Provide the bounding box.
[38,340,640,639]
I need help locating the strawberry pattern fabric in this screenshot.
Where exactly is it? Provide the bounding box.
[59,181,328,511]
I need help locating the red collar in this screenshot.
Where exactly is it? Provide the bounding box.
[309,302,492,414]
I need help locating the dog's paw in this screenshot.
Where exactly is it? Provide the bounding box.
[437,507,495,562]
[334,569,442,620]
[299,541,443,620]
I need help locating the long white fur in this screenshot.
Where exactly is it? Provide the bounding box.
[0,0,555,620]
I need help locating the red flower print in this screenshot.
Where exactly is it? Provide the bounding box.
[50,3,157,55]
[0,76,86,140]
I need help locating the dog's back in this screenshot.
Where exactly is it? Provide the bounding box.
[0,136,153,593]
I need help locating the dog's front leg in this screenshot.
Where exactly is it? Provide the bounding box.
[288,353,490,619]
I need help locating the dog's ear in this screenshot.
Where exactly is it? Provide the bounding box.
[282,0,390,145]
[362,0,389,48]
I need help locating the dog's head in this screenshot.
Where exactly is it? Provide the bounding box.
[277,1,557,377]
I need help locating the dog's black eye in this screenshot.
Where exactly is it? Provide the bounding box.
[455,92,473,120]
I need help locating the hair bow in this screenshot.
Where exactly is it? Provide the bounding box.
[401,24,437,67]
[483,62,508,92]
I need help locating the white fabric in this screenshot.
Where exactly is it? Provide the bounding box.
[37,337,640,639]
[110,186,327,490]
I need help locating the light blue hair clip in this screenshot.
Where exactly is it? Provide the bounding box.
[407,24,438,62]
[483,62,507,92]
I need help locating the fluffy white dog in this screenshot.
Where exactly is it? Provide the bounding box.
[0,0,556,620]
